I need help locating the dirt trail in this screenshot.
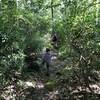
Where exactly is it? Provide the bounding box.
[19,50,70,100]
[17,50,66,100]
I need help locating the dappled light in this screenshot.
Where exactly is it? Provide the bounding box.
[0,0,100,100]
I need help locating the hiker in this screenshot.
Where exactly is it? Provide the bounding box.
[42,48,52,76]
[51,34,58,49]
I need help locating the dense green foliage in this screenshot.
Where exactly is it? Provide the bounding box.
[0,0,100,99]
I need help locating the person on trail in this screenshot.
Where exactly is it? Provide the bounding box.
[51,34,58,49]
[42,48,52,76]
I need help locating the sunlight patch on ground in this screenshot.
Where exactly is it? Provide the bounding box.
[25,81,36,87]
[45,90,59,100]
[1,85,16,100]
[71,84,100,95]
[51,56,57,60]
[89,84,100,94]
[64,67,72,70]
[35,81,45,89]
[18,80,45,89]
[18,80,36,88]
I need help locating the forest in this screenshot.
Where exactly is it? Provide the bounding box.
[0,0,100,100]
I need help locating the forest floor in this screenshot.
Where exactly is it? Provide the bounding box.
[1,50,100,100]
[17,51,71,100]
[1,50,72,100]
